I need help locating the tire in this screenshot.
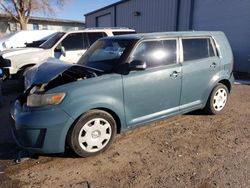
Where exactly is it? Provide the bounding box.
[68,110,117,157]
[204,83,229,115]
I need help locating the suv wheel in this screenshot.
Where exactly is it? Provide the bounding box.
[68,110,116,157]
[204,83,229,115]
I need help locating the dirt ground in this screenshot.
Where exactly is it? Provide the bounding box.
[0,83,250,188]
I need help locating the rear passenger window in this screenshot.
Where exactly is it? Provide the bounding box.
[87,32,107,47]
[182,38,215,61]
[132,39,177,68]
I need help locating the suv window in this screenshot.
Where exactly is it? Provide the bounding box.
[86,32,107,47]
[61,33,84,51]
[182,38,215,61]
[40,32,65,49]
[112,31,136,35]
[131,39,177,68]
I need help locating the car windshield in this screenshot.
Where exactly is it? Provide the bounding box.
[77,38,137,73]
[25,33,59,48]
[40,32,65,49]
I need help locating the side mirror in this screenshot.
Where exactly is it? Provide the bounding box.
[129,60,147,71]
[55,45,66,57]
[60,46,66,57]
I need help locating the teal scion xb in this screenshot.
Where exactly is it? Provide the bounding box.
[10,31,234,157]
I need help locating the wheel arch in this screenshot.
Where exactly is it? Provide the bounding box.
[17,64,36,75]
[93,107,122,134]
[203,75,232,109]
[218,79,232,93]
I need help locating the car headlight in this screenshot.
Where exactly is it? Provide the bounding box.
[27,93,66,107]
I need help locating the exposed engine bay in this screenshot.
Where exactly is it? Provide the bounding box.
[18,61,103,106]
[38,66,98,92]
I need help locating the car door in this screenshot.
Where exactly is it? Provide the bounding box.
[58,33,86,63]
[122,38,182,127]
[180,37,221,110]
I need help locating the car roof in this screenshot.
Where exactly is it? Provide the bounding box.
[102,31,224,40]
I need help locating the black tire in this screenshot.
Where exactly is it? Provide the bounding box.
[68,110,117,157]
[204,83,229,115]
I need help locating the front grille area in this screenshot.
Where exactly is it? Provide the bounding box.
[10,117,46,148]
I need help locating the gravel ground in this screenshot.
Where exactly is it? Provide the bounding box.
[0,84,250,188]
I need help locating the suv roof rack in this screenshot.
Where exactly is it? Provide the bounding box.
[83,27,134,30]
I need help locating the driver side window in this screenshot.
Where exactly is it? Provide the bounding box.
[61,33,85,51]
[131,39,177,68]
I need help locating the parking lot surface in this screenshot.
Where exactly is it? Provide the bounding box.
[0,84,250,187]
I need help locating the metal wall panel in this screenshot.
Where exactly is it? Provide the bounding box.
[97,14,112,27]
[192,0,250,73]
[177,0,193,31]
[85,0,250,73]
[86,7,115,27]
[116,0,178,32]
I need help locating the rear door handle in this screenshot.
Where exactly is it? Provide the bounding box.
[210,62,217,68]
[170,71,180,78]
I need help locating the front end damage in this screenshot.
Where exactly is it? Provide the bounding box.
[10,59,103,153]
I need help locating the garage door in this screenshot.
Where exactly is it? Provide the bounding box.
[192,0,250,73]
[97,14,112,27]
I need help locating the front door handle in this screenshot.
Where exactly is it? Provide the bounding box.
[170,71,180,78]
[210,62,217,68]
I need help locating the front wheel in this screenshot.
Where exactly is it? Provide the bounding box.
[68,110,117,157]
[204,83,229,115]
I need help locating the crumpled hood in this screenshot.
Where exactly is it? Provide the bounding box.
[24,58,102,90]
[25,58,74,89]
[1,47,43,58]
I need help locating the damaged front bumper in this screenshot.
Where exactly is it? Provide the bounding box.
[10,100,75,154]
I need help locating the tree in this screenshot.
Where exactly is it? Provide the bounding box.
[0,0,67,30]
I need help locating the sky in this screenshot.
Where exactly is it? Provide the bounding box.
[52,0,120,22]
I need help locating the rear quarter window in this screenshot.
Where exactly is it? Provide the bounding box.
[182,38,216,61]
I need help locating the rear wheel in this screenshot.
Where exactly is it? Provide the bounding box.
[68,110,117,157]
[204,83,229,115]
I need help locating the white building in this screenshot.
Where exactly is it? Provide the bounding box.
[0,14,85,35]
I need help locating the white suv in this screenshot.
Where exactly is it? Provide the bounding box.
[0,28,135,78]
[0,30,56,51]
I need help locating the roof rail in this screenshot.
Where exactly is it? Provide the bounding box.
[83,27,134,30]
